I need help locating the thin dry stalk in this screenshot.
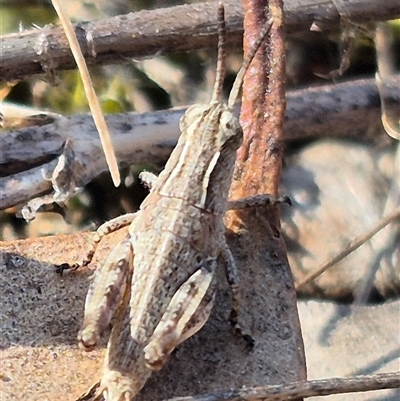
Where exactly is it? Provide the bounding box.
[51,0,120,186]
[165,372,400,401]
[296,205,400,291]
[375,22,400,140]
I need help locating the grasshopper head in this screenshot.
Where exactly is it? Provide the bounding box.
[218,108,243,151]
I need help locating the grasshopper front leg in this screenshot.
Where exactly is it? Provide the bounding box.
[138,171,158,191]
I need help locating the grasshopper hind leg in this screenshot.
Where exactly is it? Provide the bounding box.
[143,263,216,370]
[78,236,134,351]
[220,240,255,347]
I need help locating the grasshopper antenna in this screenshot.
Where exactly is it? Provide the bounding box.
[228,18,273,110]
[210,2,227,104]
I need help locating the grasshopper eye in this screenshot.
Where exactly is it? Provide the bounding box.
[219,111,243,151]
[194,254,204,267]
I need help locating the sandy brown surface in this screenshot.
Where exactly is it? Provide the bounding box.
[1,228,305,400]
[1,230,399,400]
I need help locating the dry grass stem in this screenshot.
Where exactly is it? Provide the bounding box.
[165,372,400,401]
[296,205,400,290]
[51,0,120,186]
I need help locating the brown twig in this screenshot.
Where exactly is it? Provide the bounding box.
[235,0,286,197]
[1,0,400,82]
[165,372,400,401]
[224,0,306,388]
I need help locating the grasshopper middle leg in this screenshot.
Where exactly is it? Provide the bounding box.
[55,213,137,275]
[227,194,291,210]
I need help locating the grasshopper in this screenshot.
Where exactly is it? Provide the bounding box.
[71,4,279,400]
